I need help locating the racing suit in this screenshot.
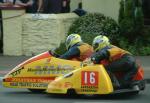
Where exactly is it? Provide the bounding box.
[91,45,138,87]
[60,43,94,61]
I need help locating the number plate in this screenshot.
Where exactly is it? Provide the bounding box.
[81,71,98,86]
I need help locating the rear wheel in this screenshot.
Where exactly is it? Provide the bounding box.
[67,89,76,96]
[28,89,45,93]
[139,80,146,90]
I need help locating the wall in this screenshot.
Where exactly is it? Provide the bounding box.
[2,9,25,56]
[2,13,78,56]
[2,0,120,56]
[82,0,121,21]
[22,13,78,56]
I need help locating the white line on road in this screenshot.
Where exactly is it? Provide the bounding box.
[74,101,113,103]
[0,77,3,81]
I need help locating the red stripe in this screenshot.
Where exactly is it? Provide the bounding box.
[14,52,51,70]
[4,77,56,82]
[23,52,51,65]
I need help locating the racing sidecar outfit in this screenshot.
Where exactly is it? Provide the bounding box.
[60,43,93,61]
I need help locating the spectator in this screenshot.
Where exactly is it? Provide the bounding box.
[73,2,87,16]
[36,0,43,13]
[15,0,35,13]
[28,0,43,13]
[43,0,62,14]
[0,0,14,6]
[30,0,43,13]
[61,0,70,13]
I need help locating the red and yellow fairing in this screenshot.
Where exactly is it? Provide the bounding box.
[3,51,81,89]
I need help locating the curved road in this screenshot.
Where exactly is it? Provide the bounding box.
[0,56,150,103]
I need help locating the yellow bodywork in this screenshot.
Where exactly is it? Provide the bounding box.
[47,65,114,94]
[3,52,81,89]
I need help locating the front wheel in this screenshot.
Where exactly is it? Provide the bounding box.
[28,89,45,93]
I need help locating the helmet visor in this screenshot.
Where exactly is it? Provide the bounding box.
[93,39,104,52]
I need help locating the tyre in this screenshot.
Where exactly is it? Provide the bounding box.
[28,89,45,93]
[67,89,76,96]
[129,91,139,95]
[139,80,146,90]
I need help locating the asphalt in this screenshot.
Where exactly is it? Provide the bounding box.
[0,55,150,82]
[1,84,150,103]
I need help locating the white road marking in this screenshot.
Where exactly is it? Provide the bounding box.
[74,101,113,103]
[0,70,9,74]
[0,77,3,81]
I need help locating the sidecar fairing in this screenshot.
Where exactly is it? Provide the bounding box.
[46,65,145,95]
[2,51,81,92]
[46,65,114,95]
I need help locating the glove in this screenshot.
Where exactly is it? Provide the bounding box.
[49,49,60,57]
[81,58,94,67]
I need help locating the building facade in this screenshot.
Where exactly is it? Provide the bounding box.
[82,0,121,21]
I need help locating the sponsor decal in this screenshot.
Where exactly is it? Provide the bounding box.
[81,86,98,89]
[80,89,97,92]
[4,77,55,83]
[5,77,55,88]
[10,67,24,77]
[9,82,48,88]
[80,85,98,92]
[51,82,73,89]
[27,65,74,75]
[64,82,73,88]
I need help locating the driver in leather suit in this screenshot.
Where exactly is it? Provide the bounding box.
[59,34,94,61]
[89,35,138,88]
